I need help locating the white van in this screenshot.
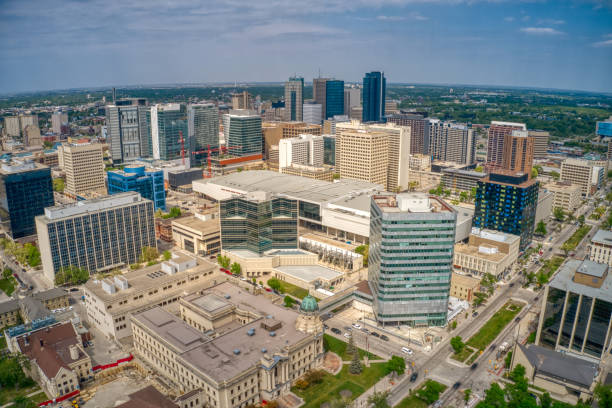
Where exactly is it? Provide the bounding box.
[401,347,414,355]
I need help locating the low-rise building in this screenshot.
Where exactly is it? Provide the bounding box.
[83,253,216,340]
[450,273,480,302]
[0,288,69,329]
[546,181,582,213]
[172,216,221,257]
[441,168,486,192]
[131,282,324,408]
[116,386,180,408]
[453,228,520,279]
[281,163,334,181]
[590,230,612,266]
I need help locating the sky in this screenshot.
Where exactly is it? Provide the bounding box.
[1,0,611,94]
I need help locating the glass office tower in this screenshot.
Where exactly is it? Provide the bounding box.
[107,165,166,211]
[325,80,344,119]
[151,104,188,161]
[362,71,386,123]
[188,103,219,166]
[226,110,262,157]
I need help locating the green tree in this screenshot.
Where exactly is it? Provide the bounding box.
[367,391,391,408]
[12,396,36,408]
[460,191,469,202]
[52,178,65,192]
[451,320,458,330]
[385,355,406,376]
[450,336,465,353]
[475,165,484,172]
[541,392,552,408]
[553,207,565,222]
[217,254,230,269]
[535,220,547,236]
[283,295,295,308]
[478,382,506,408]
[139,246,159,263]
[531,167,539,179]
[510,364,526,383]
[230,262,242,275]
[595,383,612,408]
[577,214,585,226]
[550,171,560,180]
[55,265,90,286]
[470,186,478,201]
[464,389,472,403]
[267,278,282,292]
[2,268,12,280]
[417,380,446,404]
[504,351,513,368]
[355,244,369,266]
[24,244,41,267]
[349,348,362,374]
[163,250,172,261]
[347,333,357,356]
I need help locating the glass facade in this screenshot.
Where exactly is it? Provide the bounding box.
[323,136,335,166]
[155,105,188,161]
[0,165,54,238]
[105,100,151,164]
[596,121,612,137]
[227,114,262,157]
[188,104,219,166]
[220,196,297,255]
[540,287,566,348]
[325,80,344,119]
[362,72,386,123]
[107,166,166,210]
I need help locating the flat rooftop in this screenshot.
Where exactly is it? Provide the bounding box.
[274,265,342,283]
[373,193,454,214]
[592,229,612,246]
[470,228,520,244]
[327,193,371,217]
[194,170,381,205]
[172,216,220,235]
[133,308,209,353]
[550,260,612,303]
[41,192,145,220]
[454,243,507,262]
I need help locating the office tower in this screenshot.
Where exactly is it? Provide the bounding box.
[536,259,612,360]
[59,143,106,198]
[323,115,350,135]
[473,171,539,250]
[343,87,361,116]
[368,193,456,326]
[51,111,69,135]
[151,103,188,161]
[19,115,38,132]
[336,129,389,187]
[105,98,151,163]
[261,122,322,160]
[284,77,304,121]
[303,103,322,125]
[3,116,20,137]
[323,135,335,166]
[428,120,476,165]
[367,123,411,191]
[387,113,429,155]
[313,78,328,119]
[528,130,550,159]
[278,134,324,169]
[0,160,54,239]
[325,80,344,119]
[560,158,602,197]
[23,125,42,148]
[188,103,219,166]
[362,71,386,123]
[107,165,166,211]
[220,191,298,255]
[502,130,534,176]
[36,192,156,282]
[231,91,252,110]
[225,110,262,157]
[486,121,526,168]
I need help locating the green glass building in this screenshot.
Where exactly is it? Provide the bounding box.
[151,103,188,161]
[220,192,298,255]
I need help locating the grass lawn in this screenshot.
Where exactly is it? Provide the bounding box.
[466,351,481,365]
[395,380,448,408]
[277,280,309,299]
[30,391,49,404]
[323,334,381,360]
[0,386,41,405]
[292,363,387,408]
[562,225,592,251]
[538,256,564,277]
[0,277,16,296]
[451,346,476,363]
[467,302,523,351]
[0,336,6,349]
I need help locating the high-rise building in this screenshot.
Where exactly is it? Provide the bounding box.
[284,77,304,122]
[225,110,262,157]
[502,130,534,176]
[428,120,476,165]
[220,191,298,255]
[473,171,539,250]
[261,122,321,160]
[0,160,54,239]
[19,115,38,133]
[323,115,350,135]
[387,113,428,155]
[362,71,386,123]
[51,111,69,135]
[528,130,550,159]
[23,125,42,148]
[325,80,344,119]
[231,91,252,110]
[303,103,322,125]
[59,143,106,198]
[486,121,526,168]
[313,78,328,119]
[336,129,389,188]
[107,165,166,211]
[369,193,456,327]
[343,87,361,116]
[3,116,20,137]
[151,103,188,161]
[188,103,219,166]
[36,192,156,283]
[105,98,151,163]
[278,134,323,169]
[323,135,336,166]
[560,158,602,197]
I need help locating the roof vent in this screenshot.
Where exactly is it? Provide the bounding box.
[225,294,231,299]
[233,349,241,355]
[247,328,255,336]
[269,331,276,337]
[261,348,267,353]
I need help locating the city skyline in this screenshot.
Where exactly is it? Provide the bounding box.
[1,0,612,94]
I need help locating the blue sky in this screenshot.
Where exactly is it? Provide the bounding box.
[1,0,611,94]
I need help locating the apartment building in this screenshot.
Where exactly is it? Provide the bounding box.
[59,143,106,197]
[172,216,221,257]
[261,122,321,161]
[336,129,389,188]
[560,158,604,196]
[440,168,486,192]
[546,181,582,212]
[502,130,535,176]
[83,253,216,340]
[528,130,550,159]
[387,113,428,155]
[278,134,324,169]
[429,120,476,165]
[453,229,520,280]
[131,282,324,408]
[486,121,526,168]
[590,230,612,266]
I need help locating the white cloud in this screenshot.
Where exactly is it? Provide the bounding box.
[376,12,428,21]
[504,16,515,22]
[593,39,612,47]
[520,27,564,35]
[537,18,565,25]
[377,15,405,21]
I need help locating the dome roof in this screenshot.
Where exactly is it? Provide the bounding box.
[300,295,319,313]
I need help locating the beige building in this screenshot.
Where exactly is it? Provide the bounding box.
[335,129,389,188]
[83,253,216,340]
[528,130,550,159]
[281,163,334,181]
[546,181,582,212]
[0,288,69,329]
[17,322,92,399]
[131,282,324,408]
[23,125,42,148]
[453,229,520,279]
[409,154,431,171]
[450,272,480,301]
[231,91,252,110]
[3,116,20,137]
[560,158,598,196]
[261,122,321,161]
[172,216,221,257]
[59,143,105,197]
[590,230,612,266]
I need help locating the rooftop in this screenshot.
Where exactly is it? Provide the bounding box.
[592,229,612,246]
[454,243,507,262]
[41,192,145,220]
[470,228,520,244]
[373,193,454,214]
[274,265,343,283]
[134,308,209,353]
[550,259,612,302]
[116,385,179,408]
[171,216,220,235]
[0,159,48,174]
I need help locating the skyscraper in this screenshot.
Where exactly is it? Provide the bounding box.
[343,87,361,116]
[0,160,54,239]
[188,103,219,166]
[473,171,539,250]
[151,103,188,162]
[362,71,386,123]
[225,110,262,157]
[278,134,324,169]
[313,78,328,119]
[335,128,389,188]
[284,77,304,122]
[107,165,166,211]
[369,193,456,327]
[387,113,429,155]
[325,80,344,119]
[59,143,106,198]
[231,91,252,110]
[528,130,550,159]
[428,120,476,165]
[486,121,526,168]
[51,111,69,135]
[105,98,151,163]
[302,103,322,125]
[502,130,534,176]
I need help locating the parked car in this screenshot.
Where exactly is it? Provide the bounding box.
[323,324,329,330]
[472,311,479,317]
[470,363,478,370]
[401,347,414,355]
[331,327,341,334]
[410,372,418,382]
[352,323,362,330]
[343,333,351,339]
[453,382,461,389]
[361,328,369,334]
[380,335,389,341]
[371,332,380,338]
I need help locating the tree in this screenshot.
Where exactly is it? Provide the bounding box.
[541,392,552,408]
[367,391,391,408]
[347,333,357,356]
[553,207,565,222]
[385,355,406,376]
[510,364,526,383]
[470,186,478,201]
[139,246,159,263]
[480,382,506,408]
[52,178,65,192]
[504,351,513,368]
[284,296,295,308]
[481,273,496,295]
[267,278,282,292]
[595,383,612,408]
[464,389,472,403]
[460,191,469,202]
[355,244,369,266]
[217,254,230,269]
[55,265,90,286]
[577,214,585,226]
[417,380,446,404]
[2,268,12,280]
[349,348,362,374]
[163,250,172,261]
[475,165,484,172]
[535,220,547,236]
[550,171,560,180]
[531,167,539,179]
[12,396,36,408]
[24,244,41,267]
[450,336,465,353]
[230,262,242,275]
[451,320,458,330]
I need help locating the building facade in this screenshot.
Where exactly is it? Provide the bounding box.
[151,103,188,161]
[368,193,456,326]
[335,129,389,188]
[502,130,535,176]
[528,130,550,159]
[362,72,386,123]
[188,103,219,166]
[278,134,323,169]
[440,168,486,192]
[284,77,304,122]
[560,158,601,197]
[428,120,476,165]
[387,113,428,155]
[486,121,526,168]
[325,80,344,119]
[172,216,221,257]
[225,110,262,158]
[51,111,69,135]
[590,230,612,266]
[343,87,360,116]
[302,103,322,125]
[107,165,166,211]
[546,181,582,213]
[323,135,335,166]
[105,98,151,163]
[59,143,106,197]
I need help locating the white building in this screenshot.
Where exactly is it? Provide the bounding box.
[278,134,323,170]
[303,103,322,125]
[590,230,612,266]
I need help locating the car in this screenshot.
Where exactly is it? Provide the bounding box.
[331,328,341,334]
[401,347,414,355]
[265,288,272,292]
[410,372,418,382]
[371,332,380,338]
[433,401,443,408]
[472,311,479,317]
[352,323,362,330]
[344,326,352,332]
[490,344,496,350]
[452,382,461,390]
[323,324,329,330]
[380,335,389,341]
[515,317,521,322]
[240,277,247,281]
[361,328,369,334]
[343,332,351,339]
[470,363,478,370]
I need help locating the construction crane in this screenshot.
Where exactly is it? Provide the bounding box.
[191,144,242,178]
[178,131,186,165]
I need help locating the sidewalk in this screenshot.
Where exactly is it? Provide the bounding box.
[352,373,395,407]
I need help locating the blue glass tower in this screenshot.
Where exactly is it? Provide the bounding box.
[0,161,54,239]
[325,80,344,119]
[362,71,386,123]
[107,165,166,211]
[473,172,539,251]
